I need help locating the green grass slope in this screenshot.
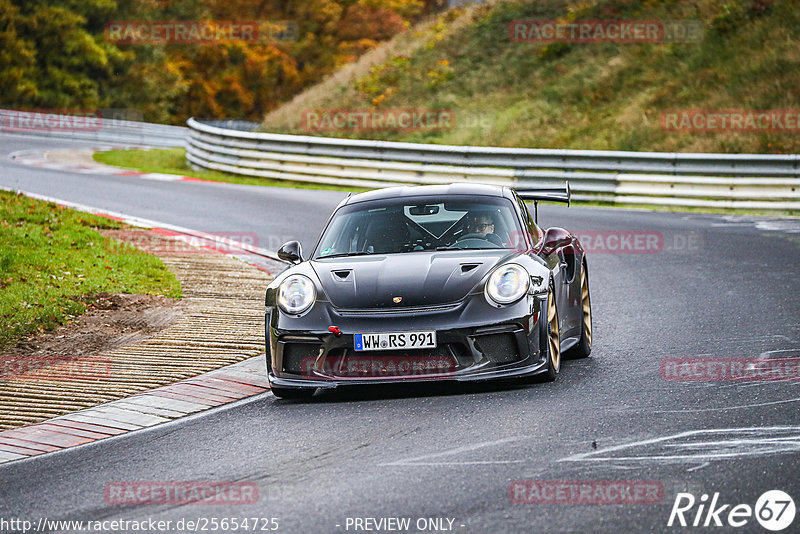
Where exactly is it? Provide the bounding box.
[262,0,799,154]
[0,192,181,350]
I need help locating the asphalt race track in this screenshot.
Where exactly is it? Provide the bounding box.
[2,134,800,533]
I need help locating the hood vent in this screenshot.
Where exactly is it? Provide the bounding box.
[460,263,481,274]
[332,269,352,281]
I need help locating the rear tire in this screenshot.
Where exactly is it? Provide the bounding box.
[565,264,592,359]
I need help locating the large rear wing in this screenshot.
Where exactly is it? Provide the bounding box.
[514,182,570,224]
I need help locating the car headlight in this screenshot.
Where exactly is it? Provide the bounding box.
[278,274,316,315]
[485,263,530,305]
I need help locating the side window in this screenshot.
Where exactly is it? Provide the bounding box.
[515,196,540,246]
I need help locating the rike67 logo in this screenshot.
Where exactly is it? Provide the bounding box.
[668,490,795,531]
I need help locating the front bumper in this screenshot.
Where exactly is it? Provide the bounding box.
[267,294,547,389]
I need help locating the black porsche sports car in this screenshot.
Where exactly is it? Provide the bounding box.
[265,183,591,398]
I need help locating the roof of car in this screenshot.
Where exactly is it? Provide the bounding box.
[343,183,510,205]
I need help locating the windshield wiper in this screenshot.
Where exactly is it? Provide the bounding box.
[315,251,371,259]
[436,246,503,251]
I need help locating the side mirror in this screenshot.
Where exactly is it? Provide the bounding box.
[542,227,572,255]
[278,241,303,264]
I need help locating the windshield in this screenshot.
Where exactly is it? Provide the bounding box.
[314,195,525,259]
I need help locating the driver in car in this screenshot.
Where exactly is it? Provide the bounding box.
[470,214,494,235]
[465,212,504,246]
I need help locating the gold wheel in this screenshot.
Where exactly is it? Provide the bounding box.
[581,269,592,348]
[547,287,560,373]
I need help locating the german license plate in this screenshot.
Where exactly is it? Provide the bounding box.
[354,331,437,351]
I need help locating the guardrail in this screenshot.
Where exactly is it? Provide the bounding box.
[0,109,186,147]
[187,118,800,210]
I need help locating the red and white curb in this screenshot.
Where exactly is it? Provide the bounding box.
[9,147,208,183]
[0,356,269,464]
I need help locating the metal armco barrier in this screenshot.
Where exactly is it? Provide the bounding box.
[4,107,794,210]
[186,118,800,210]
[0,109,186,147]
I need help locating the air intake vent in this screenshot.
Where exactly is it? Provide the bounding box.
[281,342,322,374]
[460,263,481,274]
[473,333,520,363]
[333,270,352,280]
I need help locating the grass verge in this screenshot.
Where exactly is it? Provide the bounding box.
[0,191,182,351]
[93,147,368,193]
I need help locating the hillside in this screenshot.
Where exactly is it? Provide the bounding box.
[262,0,800,154]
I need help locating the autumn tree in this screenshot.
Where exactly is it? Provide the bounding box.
[0,0,445,122]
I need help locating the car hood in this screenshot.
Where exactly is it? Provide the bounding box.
[311,250,518,309]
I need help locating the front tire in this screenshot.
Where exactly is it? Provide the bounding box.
[539,281,561,382]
